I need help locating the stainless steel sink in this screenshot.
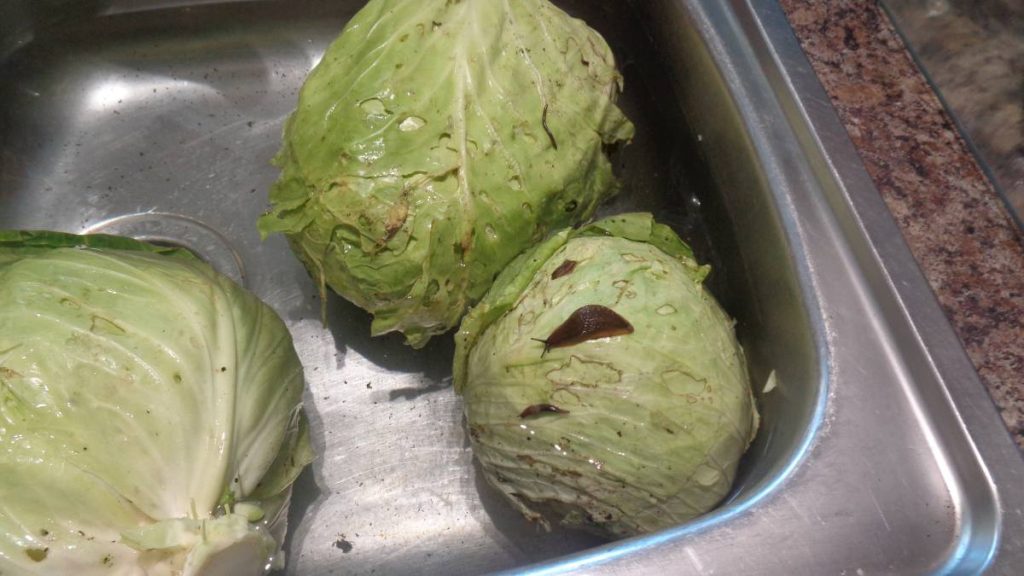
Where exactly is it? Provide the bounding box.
[2,0,1022,574]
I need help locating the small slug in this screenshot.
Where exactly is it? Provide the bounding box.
[534,304,633,354]
[551,260,578,279]
[520,404,570,418]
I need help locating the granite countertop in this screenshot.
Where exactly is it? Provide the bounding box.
[778,0,1024,448]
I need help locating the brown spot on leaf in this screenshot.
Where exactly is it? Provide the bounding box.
[381,200,409,244]
[26,548,48,562]
[89,315,125,334]
[0,366,21,379]
[542,104,558,149]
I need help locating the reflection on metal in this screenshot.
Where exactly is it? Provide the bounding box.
[85,212,247,286]
[883,0,1024,227]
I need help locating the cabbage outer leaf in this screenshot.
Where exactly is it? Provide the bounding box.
[454,213,757,538]
[259,0,634,347]
[0,232,311,575]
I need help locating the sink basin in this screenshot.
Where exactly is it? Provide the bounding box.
[1,0,1021,574]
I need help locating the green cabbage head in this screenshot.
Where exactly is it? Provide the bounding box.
[0,232,312,576]
[454,213,758,539]
[258,0,634,347]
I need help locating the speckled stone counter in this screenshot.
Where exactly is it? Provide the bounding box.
[778,0,1024,448]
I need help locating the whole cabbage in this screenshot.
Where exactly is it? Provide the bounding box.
[0,232,312,576]
[258,0,634,347]
[454,214,758,538]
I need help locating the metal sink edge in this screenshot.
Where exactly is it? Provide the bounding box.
[516,0,1024,574]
